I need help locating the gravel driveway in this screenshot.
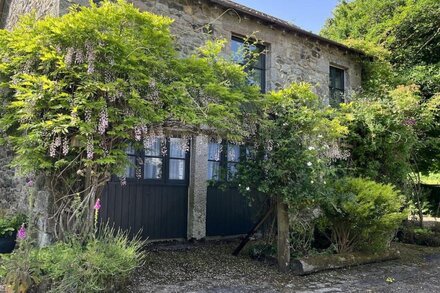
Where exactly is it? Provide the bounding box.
[129,241,440,293]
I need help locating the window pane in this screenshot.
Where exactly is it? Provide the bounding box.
[169,159,185,180]
[249,50,265,69]
[227,162,238,180]
[227,144,240,162]
[248,69,263,89]
[125,156,136,178]
[231,38,245,64]
[208,161,220,180]
[145,137,162,156]
[170,138,186,158]
[330,66,344,90]
[334,72,344,89]
[208,142,221,161]
[126,145,135,155]
[144,158,162,179]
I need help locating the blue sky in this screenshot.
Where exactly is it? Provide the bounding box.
[233,0,339,34]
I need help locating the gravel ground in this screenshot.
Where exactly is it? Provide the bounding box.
[129,241,440,293]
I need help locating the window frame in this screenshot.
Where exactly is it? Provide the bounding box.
[329,65,345,107]
[231,35,267,93]
[207,141,248,183]
[122,137,190,186]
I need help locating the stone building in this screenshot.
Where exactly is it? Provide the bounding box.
[0,0,364,242]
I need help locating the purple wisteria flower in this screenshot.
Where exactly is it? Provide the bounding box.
[120,176,127,187]
[86,138,94,159]
[94,198,101,210]
[17,224,26,240]
[98,107,109,135]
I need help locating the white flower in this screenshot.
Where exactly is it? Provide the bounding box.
[318,134,323,139]
[307,162,313,167]
[310,180,314,184]
[246,187,250,191]
[308,146,315,151]
[324,181,327,185]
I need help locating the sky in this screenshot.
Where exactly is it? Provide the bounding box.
[232,0,339,34]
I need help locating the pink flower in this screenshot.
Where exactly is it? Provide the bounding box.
[27,180,34,187]
[94,199,101,210]
[17,224,26,240]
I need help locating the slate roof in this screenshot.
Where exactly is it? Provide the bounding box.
[208,0,365,56]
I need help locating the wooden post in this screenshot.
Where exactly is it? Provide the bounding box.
[277,196,290,272]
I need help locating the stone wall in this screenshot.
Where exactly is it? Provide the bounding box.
[128,0,362,101]
[2,0,59,30]
[2,0,364,241]
[0,148,27,214]
[32,0,362,100]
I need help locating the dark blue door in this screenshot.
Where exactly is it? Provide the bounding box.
[100,137,190,240]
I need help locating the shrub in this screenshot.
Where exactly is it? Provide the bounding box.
[289,206,324,257]
[398,221,440,247]
[321,177,407,253]
[0,213,27,237]
[3,226,145,292]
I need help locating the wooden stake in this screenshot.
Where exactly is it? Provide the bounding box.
[277,196,290,272]
[232,205,274,256]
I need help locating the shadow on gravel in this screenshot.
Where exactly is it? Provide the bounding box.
[129,241,440,293]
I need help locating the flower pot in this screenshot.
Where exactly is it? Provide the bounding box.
[0,233,16,253]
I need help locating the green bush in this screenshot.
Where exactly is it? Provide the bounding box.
[4,226,145,292]
[399,222,440,247]
[322,177,407,253]
[0,213,27,237]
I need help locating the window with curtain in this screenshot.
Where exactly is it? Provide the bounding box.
[227,144,240,180]
[169,138,186,180]
[231,36,266,92]
[125,145,136,179]
[207,141,247,182]
[208,142,222,181]
[124,137,188,183]
[329,66,345,107]
[144,137,163,179]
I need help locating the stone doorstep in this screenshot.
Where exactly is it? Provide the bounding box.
[291,250,401,276]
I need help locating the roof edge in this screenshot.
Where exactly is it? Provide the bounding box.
[208,0,365,56]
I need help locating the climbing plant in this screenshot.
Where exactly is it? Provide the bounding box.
[0,0,261,239]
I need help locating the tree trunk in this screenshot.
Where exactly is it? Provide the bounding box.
[277,196,290,272]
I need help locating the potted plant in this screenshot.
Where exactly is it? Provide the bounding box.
[0,213,27,253]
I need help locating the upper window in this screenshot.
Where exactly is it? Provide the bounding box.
[329,66,345,107]
[231,36,266,92]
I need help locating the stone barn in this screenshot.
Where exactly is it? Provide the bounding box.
[0,0,363,242]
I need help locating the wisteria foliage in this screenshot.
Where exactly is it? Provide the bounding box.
[0,0,260,178]
[0,0,260,237]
